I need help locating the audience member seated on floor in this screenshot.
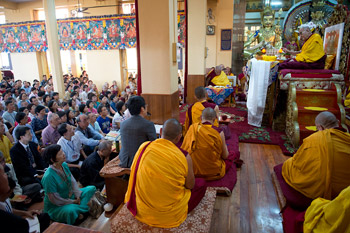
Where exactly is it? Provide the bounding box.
[42,113,61,146]
[75,114,103,155]
[41,144,96,225]
[57,123,87,181]
[31,105,48,140]
[1,152,42,204]
[125,119,207,228]
[182,108,228,180]
[0,116,14,143]
[0,177,51,232]
[12,112,38,144]
[10,126,47,187]
[280,22,326,70]
[80,140,112,191]
[0,165,46,233]
[0,122,13,163]
[282,111,350,202]
[185,86,219,134]
[87,112,104,137]
[303,185,350,233]
[112,101,126,130]
[97,105,111,134]
[119,96,157,168]
[3,100,17,129]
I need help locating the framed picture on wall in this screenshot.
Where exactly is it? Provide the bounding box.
[206,25,215,35]
[221,29,232,51]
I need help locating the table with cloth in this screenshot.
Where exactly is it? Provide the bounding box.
[246,58,279,127]
[205,86,235,106]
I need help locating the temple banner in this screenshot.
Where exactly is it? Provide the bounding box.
[0,13,186,53]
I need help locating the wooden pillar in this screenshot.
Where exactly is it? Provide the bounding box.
[137,0,179,124]
[187,0,206,104]
[119,49,127,91]
[43,0,64,96]
[36,51,50,81]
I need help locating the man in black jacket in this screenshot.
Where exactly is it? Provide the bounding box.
[80,140,112,191]
[10,126,47,187]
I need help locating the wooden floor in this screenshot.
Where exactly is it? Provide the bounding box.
[85,142,289,233]
[209,143,289,233]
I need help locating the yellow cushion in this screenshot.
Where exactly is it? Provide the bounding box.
[324,54,335,69]
[304,107,328,111]
[302,89,325,92]
[306,126,317,131]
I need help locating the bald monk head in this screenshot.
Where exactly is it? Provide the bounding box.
[315,111,339,131]
[161,118,183,144]
[194,86,207,101]
[202,107,217,124]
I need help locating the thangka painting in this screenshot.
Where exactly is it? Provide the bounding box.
[0,12,185,53]
[178,11,186,48]
[58,22,73,49]
[324,22,344,70]
[30,24,47,52]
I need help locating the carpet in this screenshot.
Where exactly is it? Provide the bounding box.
[179,104,297,156]
[110,188,217,233]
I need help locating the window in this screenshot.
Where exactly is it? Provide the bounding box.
[37,8,69,20]
[0,13,6,24]
[122,3,135,14]
[0,53,12,70]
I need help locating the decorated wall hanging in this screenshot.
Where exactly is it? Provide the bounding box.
[0,12,186,53]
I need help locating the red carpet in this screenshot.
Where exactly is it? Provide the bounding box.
[180,104,297,156]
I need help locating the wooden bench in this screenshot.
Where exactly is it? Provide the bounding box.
[99,157,130,207]
[110,188,217,233]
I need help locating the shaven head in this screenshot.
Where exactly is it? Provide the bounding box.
[202,107,216,122]
[194,86,206,100]
[162,118,182,143]
[315,111,339,131]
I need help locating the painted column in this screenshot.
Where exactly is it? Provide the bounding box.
[187,0,206,104]
[43,0,64,96]
[137,0,179,124]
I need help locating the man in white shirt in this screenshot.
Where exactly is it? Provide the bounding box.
[57,123,87,180]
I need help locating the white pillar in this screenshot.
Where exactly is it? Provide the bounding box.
[43,0,64,96]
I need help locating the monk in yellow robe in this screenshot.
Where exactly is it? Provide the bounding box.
[184,86,219,135]
[125,119,206,228]
[280,22,326,70]
[282,111,350,200]
[0,122,12,163]
[304,185,350,233]
[211,65,231,86]
[182,108,228,180]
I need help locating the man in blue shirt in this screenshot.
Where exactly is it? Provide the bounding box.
[96,105,111,134]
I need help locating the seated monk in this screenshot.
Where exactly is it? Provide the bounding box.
[282,111,350,202]
[303,185,350,233]
[279,22,326,70]
[185,86,219,134]
[124,119,206,228]
[182,108,229,181]
[211,65,231,86]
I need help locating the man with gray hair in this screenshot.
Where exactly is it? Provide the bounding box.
[280,22,326,70]
[41,113,61,146]
[280,111,350,209]
[80,140,112,190]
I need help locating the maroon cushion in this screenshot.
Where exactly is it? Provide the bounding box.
[282,206,305,233]
[280,69,341,77]
[274,164,313,210]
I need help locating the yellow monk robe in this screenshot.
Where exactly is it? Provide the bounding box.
[304,185,350,233]
[0,135,13,163]
[211,71,231,86]
[296,33,325,63]
[125,139,191,228]
[184,100,218,135]
[344,86,350,107]
[282,128,350,200]
[181,122,225,180]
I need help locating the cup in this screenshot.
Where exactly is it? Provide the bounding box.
[222,115,228,121]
